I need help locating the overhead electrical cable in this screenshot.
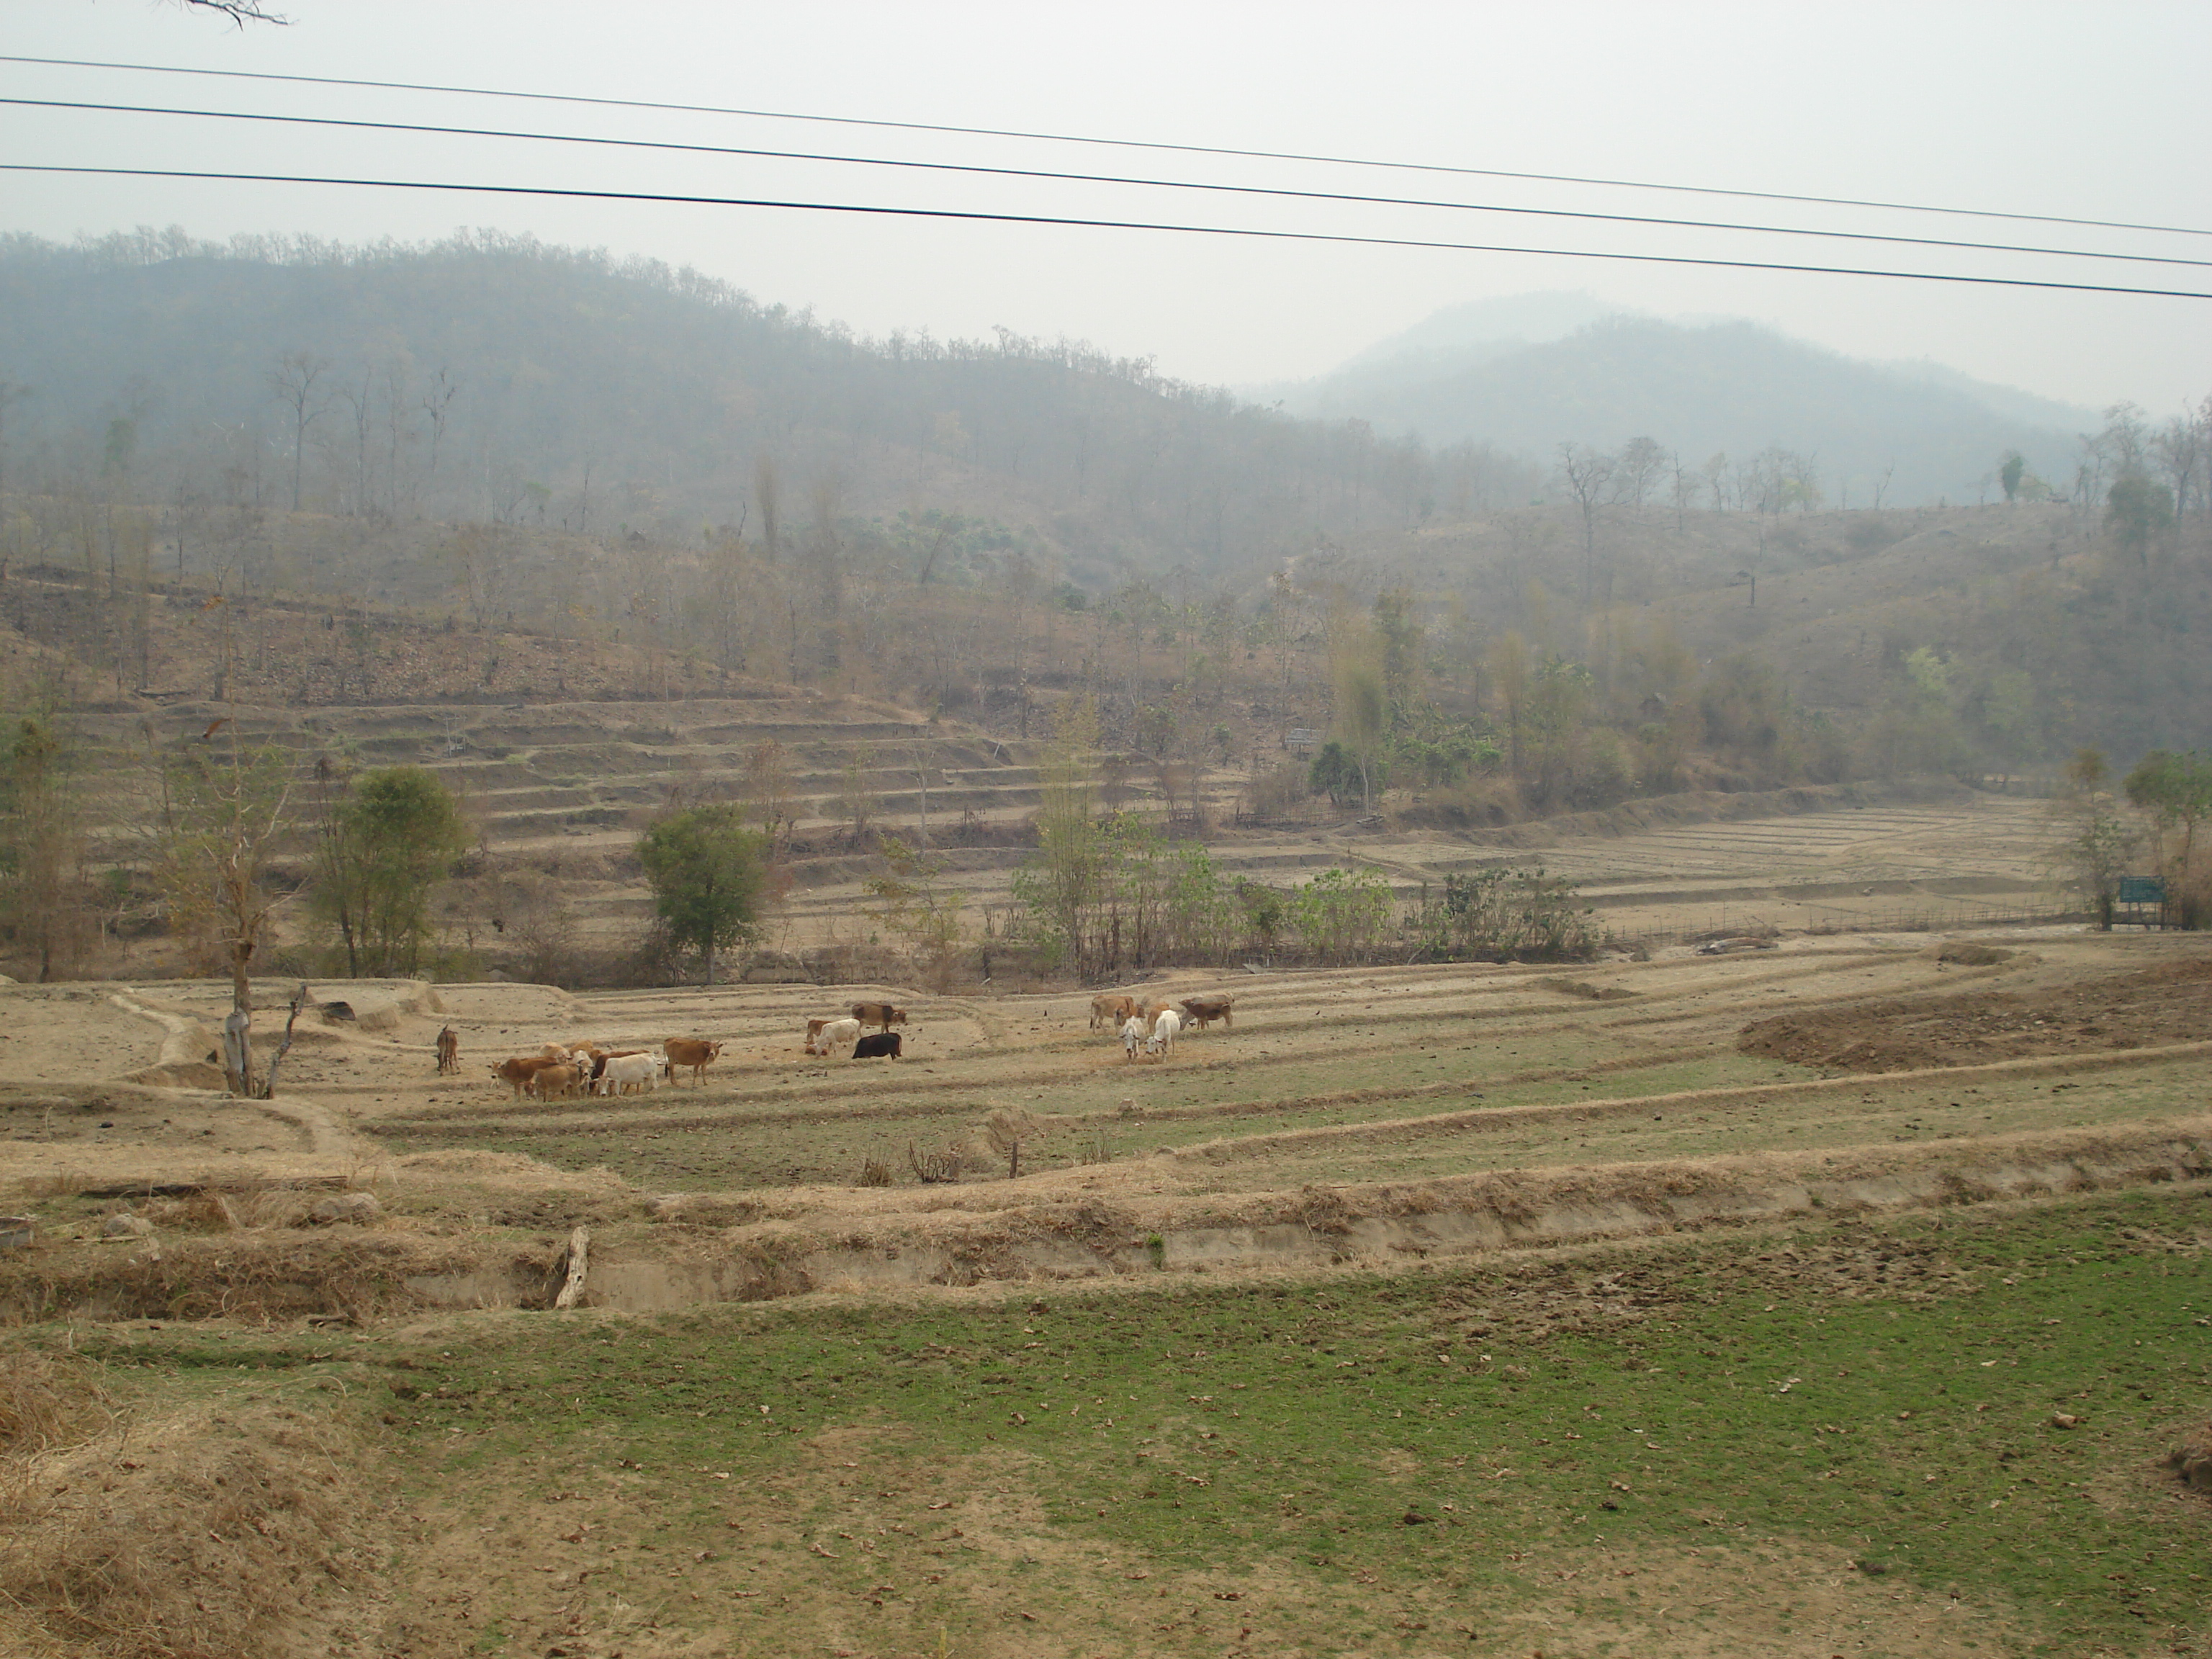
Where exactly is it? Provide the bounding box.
[5,162,2206,303]
[4,52,2208,244]
[7,95,2204,274]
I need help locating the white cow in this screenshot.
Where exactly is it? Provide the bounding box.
[1120,1014,1147,1059]
[596,1052,660,1096]
[1146,1007,1182,1058]
[809,1016,862,1056]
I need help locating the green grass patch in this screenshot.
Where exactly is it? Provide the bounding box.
[258,1186,2212,1655]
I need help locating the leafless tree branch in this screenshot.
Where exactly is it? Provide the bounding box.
[173,0,294,27]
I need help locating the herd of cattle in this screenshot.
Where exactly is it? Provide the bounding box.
[468,1033,729,1100]
[1092,990,1233,1061]
[437,989,1237,1098]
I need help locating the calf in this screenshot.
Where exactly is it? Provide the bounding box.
[1120,1014,1147,1060]
[850,1001,908,1032]
[809,1017,861,1057]
[596,1052,660,1095]
[852,1031,903,1060]
[528,1061,583,1100]
[804,1016,832,1049]
[663,1036,723,1087]
[434,1025,460,1074]
[490,1054,561,1099]
[1146,1008,1183,1058]
[1178,994,1234,1030]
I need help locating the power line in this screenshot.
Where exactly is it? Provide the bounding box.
[9,95,2206,275]
[6,162,2208,303]
[6,51,2209,245]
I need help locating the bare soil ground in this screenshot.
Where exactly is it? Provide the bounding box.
[1740,955,2212,1072]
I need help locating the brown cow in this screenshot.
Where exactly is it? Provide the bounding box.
[804,1016,832,1048]
[1178,994,1234,1030]
[850,1002,908,1032]
[490,1054,562,1099]
[435,1025,460,1074]
[1089,992,1137,1031]
[664,1037,722,1087]
[528,1061,583,1100]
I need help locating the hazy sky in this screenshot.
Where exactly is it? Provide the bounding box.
[6,1,2209,416]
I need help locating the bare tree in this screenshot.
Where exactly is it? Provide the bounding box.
[753,456,781,562]
[152,729,298,1095]
[419,367,459,498]
[335,368,374,517]
[0,375,30,518]
[1666,449,1701,532]
[1617,436,1665,509]
[1555,442,1617,604]
[265,350,331,513]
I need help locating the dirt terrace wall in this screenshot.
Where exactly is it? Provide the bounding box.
[9,1120,2203,1324]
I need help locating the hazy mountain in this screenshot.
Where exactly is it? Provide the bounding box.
[0,228,1445,585]
[1259,298,2089,504]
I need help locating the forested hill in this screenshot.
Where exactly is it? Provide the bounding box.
[0,228,1519,588]
[1269,313,2086,507]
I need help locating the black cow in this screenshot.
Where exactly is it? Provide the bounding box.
[851,1032,903,1060]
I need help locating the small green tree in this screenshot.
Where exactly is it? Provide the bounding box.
[2105,473,2173,565]
[1327,611,1387,811]
[637,803,767,985]
[2050,748,2137,930]
[1287,866,1394,963]
[311,764,471,976]
[1998,449,2026,503]
[863,834,966,985]
[0,705,92,981]
[2123,749,2212,928]
[1010,698,1112,974]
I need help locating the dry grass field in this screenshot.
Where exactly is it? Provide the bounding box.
[1,793,2208,1658]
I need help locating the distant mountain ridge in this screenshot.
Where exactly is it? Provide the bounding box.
[1252,295,2092,503]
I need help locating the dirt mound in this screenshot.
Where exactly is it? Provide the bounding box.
[0,1395,379,1658]
[1740,956,2212,1073]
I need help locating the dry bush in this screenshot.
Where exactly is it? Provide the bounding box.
[0,1399,377,1659]
[856,1155,894,1187]
[985,1108,1044,1179]
[0,1347,114,1458]
[907,1141,966,1184]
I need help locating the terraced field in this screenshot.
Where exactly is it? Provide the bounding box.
[80,698,2060,971]
[5,810,2206,1658]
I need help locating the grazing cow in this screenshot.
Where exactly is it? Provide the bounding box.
[528,1061,583,1100]
[850,1002,908,1032]
[1120,1014,1147,1060]
[1146,1008,1183,1058]
[852,1031,903,1060]
[663,1037,723,1086]
[538,1041,574,1061]
[804,1016,832,1048]
[589,1048,651,1089]
[1090,992,1137,1031]
[1178,994,1234,1030]
[490,1054,562,1099]
[434,1025,460,1074]
[809,1017,861,1057]
[596,1052,660,1095]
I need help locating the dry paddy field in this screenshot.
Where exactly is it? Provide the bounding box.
[3,921,2211,1657]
